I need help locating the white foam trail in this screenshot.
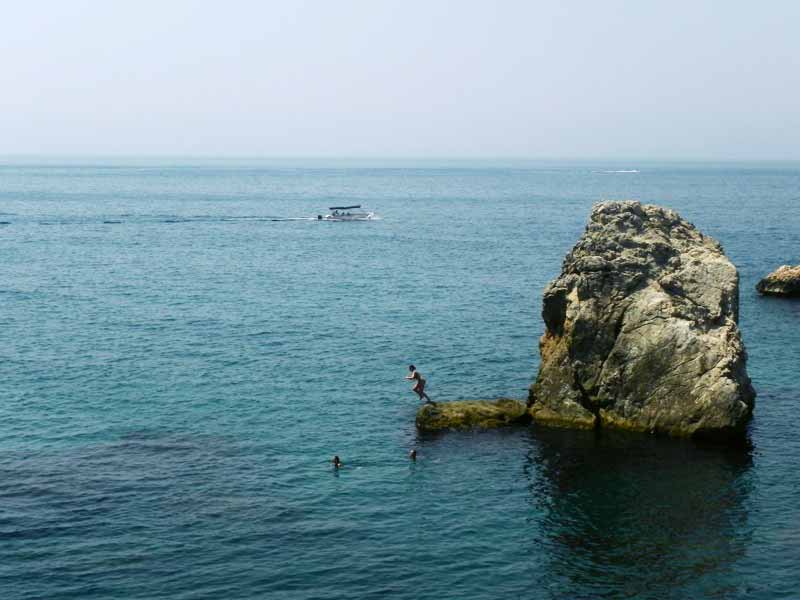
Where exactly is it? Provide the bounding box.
[221,216,317,222]
[594,169,640,173]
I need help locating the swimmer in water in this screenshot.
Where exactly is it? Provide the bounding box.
[406,365,432,403]
[331,455,342,469]
[409,449,417,461]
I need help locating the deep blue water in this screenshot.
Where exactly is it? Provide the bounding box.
[2,159,799,599]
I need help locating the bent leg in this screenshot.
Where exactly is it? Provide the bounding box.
[418,383,432,403]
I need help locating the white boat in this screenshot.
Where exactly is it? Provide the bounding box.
[318,205,376,221]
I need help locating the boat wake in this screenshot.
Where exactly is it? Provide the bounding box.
[594,169,640,174]
[221,216,317,222]
[26,213,379,226]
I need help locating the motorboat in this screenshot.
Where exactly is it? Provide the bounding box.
[318,205,376,221]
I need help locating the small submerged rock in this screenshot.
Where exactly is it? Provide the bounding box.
[415,399,529,432]
[756,265,800,297]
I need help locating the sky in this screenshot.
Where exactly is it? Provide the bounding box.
[1,1,798,159]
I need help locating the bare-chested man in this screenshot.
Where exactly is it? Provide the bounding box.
[406,364,432,403]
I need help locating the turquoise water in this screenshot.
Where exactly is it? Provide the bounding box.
[2,160,799,599]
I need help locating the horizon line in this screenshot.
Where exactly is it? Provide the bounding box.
[1,154,800,163]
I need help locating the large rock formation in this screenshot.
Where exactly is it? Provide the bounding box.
[416,399,529,432]
[529,201,755,438]
[756,265,800,297]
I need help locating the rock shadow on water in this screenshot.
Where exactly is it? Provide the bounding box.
[523,427,755,599]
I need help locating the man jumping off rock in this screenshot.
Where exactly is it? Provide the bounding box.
[406,364,433,403]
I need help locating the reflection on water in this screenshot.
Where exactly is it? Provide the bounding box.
[524,427,754,599]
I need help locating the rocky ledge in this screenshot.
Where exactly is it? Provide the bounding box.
[416,399,529,432]
[756,265,800,297]
[529,201,755,439]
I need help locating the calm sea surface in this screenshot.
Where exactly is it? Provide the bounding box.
[2,159,799,599]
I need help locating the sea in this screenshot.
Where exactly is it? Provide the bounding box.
[2,159,799,599]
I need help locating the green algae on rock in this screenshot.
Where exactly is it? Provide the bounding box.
[529,201,755,439]
[415,399,529,432]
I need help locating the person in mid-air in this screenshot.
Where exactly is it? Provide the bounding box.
[406,364,432,403]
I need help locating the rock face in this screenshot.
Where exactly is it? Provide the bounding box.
[756,265,800,297]
[416,399,529,432]
[529,201,755,438]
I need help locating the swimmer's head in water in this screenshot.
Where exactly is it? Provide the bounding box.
[409,449,417,460]
[408,364,415,372]
[332,455,341,467]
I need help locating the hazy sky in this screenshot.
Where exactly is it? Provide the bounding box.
[2,1,798,159]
